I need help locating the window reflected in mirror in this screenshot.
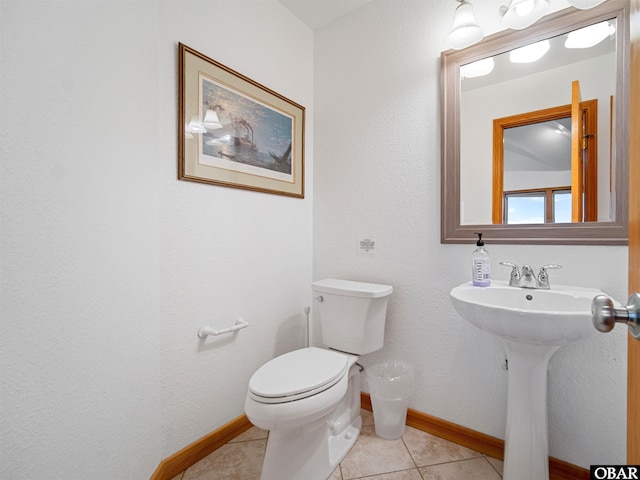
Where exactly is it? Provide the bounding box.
[504,187,572,224]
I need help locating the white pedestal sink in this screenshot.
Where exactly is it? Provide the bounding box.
[450,280,608,480]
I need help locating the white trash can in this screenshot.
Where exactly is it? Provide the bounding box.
[365,361,414,440]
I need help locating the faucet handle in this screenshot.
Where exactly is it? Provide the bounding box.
[539,264,562,274]
[499,262,520,278]
[538,264,562,288]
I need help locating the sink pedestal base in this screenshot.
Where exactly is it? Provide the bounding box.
[502,341,560,480]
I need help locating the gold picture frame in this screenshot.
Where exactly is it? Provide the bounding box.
[178,43,305,198]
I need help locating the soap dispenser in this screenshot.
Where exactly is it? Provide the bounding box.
[472,232,491,287]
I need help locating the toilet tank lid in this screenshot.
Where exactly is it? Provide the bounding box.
[312,279,393,298]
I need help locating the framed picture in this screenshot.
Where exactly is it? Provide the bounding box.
[178,43,305,198]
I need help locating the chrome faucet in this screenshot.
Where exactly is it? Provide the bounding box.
[499,262,562,289]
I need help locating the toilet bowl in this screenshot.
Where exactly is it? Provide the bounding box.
[245,279,393,480]
[245,348,361,480]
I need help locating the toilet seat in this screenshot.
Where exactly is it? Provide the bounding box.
[248,347,348,404]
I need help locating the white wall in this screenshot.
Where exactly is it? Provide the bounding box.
[0,1,313,478]
[156,0,313,458]
[314,0,627,469]
[504,170,572,191]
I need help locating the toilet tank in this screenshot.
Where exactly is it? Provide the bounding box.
[312,279,393,355]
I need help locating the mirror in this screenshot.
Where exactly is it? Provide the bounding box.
[441,0,629,244]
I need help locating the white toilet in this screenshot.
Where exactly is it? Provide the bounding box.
[245,279,393,480]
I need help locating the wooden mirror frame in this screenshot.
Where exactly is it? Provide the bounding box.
[441,0,629,245]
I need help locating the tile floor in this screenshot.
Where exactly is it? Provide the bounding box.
[171,409,504,480]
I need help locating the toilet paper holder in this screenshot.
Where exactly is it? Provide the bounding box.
[198,319,249,338]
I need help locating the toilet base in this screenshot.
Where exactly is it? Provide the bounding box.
[259,363,362,480]
[260,412,361,480]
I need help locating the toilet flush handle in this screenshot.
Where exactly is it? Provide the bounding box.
[315,295,324,302]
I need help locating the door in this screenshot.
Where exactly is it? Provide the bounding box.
[570,80,598,222]
[629,0,640,463]
[571,80,584,222]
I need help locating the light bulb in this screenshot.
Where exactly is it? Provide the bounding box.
[515,0,534,17]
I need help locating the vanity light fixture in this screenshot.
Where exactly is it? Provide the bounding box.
[566,0,607,9]
[445,0,483,50]
[444,0,608,51]
[202,109,223,129]
[500,0,550,30]
[186,115,207,134]
[509,39,550,62]
[205,134,232,145]
[460,57,495,78]
[564,20,615,48]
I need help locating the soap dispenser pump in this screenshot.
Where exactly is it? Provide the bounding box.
[472,232,491,287]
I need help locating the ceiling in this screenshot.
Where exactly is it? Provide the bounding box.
[278,0,373,30]
[278,1,576,31]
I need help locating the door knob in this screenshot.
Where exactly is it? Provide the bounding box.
[591,293,640,340]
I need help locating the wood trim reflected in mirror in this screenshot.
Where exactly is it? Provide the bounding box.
[491,101,598,224]
[441,0,629,245]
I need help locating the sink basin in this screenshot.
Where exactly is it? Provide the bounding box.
[450,280,614,480]
[450,280,605,346]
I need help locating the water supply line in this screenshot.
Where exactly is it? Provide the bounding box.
[303,306,311,348]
